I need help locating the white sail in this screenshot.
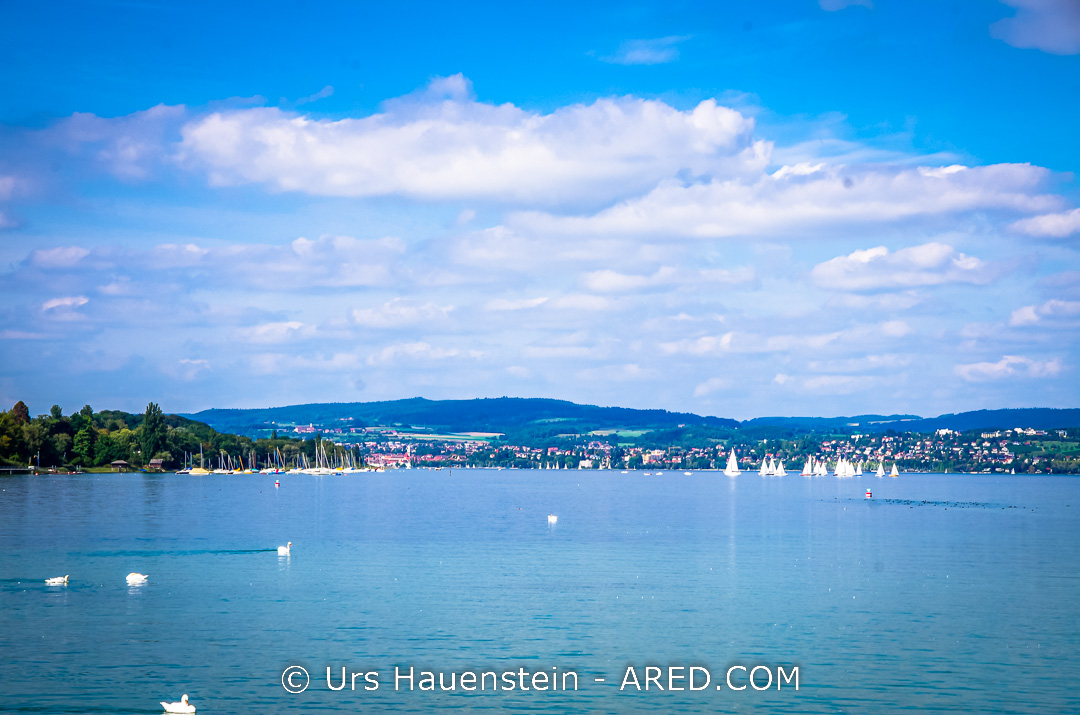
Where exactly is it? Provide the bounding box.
[724,448,741,477]
[801,457,813,476]
[855,461,863,476]
[775,459,786,477]
[890,463,900,477]
[759,459,769,476]
[876,462,885,477]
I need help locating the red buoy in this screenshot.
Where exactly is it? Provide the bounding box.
[865,489,872,499]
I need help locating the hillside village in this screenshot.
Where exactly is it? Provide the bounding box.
[315,424,1079,474]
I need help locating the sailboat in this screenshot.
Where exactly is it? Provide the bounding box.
[876,462,886,478]
[889,463,900,477]
[759,459,769,476]
[801,457,813,477]
[775,459,786,477]
[854,461,863,477]
[724,448,741,477]
[190,444,210,475]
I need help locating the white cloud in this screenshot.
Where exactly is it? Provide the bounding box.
[577,363,653,382]
[0,175,16,200]
[1009,299,1080,326]
[955,355,1063,381]
[1009,207,1080,237]
[811,242,997,291]
[42,296,89,311]
[484,297,549,311]
[659,321,909,357]
[178,75,764,204]
[582,266,678,293]
[600,36,691,65]
[991,0,1080,55]
[241,321,309,344]
[251,351,365,375]
[352,299,453,328]
[366,342,471,366]
[170,358,211,381]
[693,377,732,397]
[514,163,1060,238]
[53,104,186,179]
[31,246,90,268]
[295,85,334,105]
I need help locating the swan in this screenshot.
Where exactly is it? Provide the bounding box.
[45,575,69,585]
[126,572,148,584]
[160,693,196,713]
[547,514,558,525]
[277,541,292,556]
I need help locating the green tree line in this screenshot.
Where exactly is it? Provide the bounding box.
[0,400,317,470]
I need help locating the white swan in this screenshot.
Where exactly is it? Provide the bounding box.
[45,575,69,585]
[547,514,558,525]
[126,572,148,584]
[277,541,292,556]
[160,693,196,713]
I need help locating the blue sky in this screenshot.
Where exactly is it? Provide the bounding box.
[2,0,1079,419]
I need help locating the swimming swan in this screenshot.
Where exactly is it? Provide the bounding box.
[277,541,292,556]
[45,575,69,585]
[126,572,148,584]
[547,514,558,525]
[160,693,196,713]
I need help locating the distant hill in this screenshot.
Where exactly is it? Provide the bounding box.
[741,414,922,431]
[186,397,739,440]
[186,400,1080,441]
[744,409,1080,433]
[875,408,1080,433]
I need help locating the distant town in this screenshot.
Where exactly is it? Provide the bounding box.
[282,420,1080,474]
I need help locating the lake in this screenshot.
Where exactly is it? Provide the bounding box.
[1,470,1078,713]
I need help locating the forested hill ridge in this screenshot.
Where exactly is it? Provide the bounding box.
[187,398,1080,440]
[188,397,739,441]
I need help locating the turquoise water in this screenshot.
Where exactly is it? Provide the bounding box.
[1,470,1078,714]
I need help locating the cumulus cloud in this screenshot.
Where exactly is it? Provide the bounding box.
[1009,207,1080,237]
[31,246,91,268]
[50,104,186,179]
[514,163,1060,238]
[579,265,755,294]
[241,321,311,344]
[659,321,910,357]
[484,297,548,311]
[366,341,472,366]
[600,36,692,65]
[1009,298,1080,325]
[991,0,1080,55]
[811,242,998,291]
[955,355,1063,381]
[693,377,732,397]
[178,75,765,204]
[352,299,453,328]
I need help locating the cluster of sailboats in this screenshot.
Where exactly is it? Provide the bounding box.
[720,448,899,477]
[176,444,386,476]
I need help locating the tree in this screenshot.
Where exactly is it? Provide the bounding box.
[140,402,166,459]
[50,404,63,420]
[12,401,29,424]
[73,426,95,466]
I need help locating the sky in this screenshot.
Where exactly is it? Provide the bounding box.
[1,0,1079,420]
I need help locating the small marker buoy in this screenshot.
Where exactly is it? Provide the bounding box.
[865,489,872,499]
[275,480,280,488]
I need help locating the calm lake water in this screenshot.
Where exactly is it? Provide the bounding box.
[1,470,1078,714]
